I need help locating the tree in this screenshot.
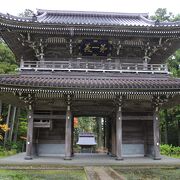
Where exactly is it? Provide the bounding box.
[19,9,34,17]
[0,42,17,74]
[151,9,180,146]
[0,42,16,64]
[151,8,173,21]
[0,115,9,141]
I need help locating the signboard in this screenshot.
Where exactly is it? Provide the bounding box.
[79,39,112,56]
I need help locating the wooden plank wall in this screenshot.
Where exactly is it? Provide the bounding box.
[122,120,153,145]
[122,120,143,144]
[34,110,66,144]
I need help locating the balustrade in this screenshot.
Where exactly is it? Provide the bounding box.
[20,59,168,74]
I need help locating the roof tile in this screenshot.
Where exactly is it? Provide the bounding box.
[0,73,180,91]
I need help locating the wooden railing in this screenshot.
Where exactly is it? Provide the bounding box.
[20,60,169,74]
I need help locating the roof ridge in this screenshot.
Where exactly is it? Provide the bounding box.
[36,9,149,18]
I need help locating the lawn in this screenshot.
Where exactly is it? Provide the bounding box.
[0,169,86,180]
[113,167,180,180]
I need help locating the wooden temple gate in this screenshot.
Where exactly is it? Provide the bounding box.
[0,9,180,160]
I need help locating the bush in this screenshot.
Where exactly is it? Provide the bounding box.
[160,144,180,158]
[4,140,23,152]
[0,146,16,157]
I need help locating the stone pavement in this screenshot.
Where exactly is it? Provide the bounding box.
[0,153,179,166]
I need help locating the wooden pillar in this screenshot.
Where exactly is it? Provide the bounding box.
[71,116,74,157]
[13,108,20,142]
[4,104,12,146]
[106,117,110,154]
[116,102,123,160]
[97,117,103,148]
[9,106,17,142]
[111,116,116,156]
[143,121,148,156]
[103,118,106,148]
[25,105,34,160]
[64,95,72,160]
[0,100,2,115]
[153,105,161,160]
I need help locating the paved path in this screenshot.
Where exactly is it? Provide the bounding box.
[0,153,179,166]
[85,166,125,180]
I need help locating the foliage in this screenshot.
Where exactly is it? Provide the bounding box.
[4,140,23,152]
[0,169,86,180]
[0,148,16,157]
[160,105,180,146]
[0,115,9,141]
[76,117,96,133]
[18,116,27,138]
[0,42,16,64]
[0,62,18,74]
[150,8,180,22]
[167,49,180,77]
[0,42,17,74]
[160,144,180,158]
[173,14,180,21]
[114,167,180,180]
[151,9,180,147]
[19,9,34,17]
[151,8,172,21]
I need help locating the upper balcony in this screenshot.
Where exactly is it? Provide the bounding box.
[19,59,169,74]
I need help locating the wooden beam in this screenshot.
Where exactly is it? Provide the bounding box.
[64,95,72,160]
[153,106,161,160]
[25,105,34,160]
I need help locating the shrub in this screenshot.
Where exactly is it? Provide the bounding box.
[160,144,180,158]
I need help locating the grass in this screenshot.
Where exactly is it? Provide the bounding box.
[0,149,16,158]
[170,154,180,158]
[113,167,180,180]
[0,169,86,180]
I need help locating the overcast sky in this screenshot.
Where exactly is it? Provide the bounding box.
[0,0,179,16]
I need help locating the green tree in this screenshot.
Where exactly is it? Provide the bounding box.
[168,50,180,77]
[0,42,16,64]
[151,8,174,21]
[19,9,34,17]
[151,9,180,146]
[0,42,17,74]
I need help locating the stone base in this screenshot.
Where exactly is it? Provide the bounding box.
[154,156,161,160]
[24,156,33,160]
[111,154,116,157]
[116,157,123,161]
[64,156,72,160]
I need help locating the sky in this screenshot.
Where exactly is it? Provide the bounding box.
[0,0,179,16]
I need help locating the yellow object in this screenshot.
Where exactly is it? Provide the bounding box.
[0,134,3,140]
[0,124,9,132]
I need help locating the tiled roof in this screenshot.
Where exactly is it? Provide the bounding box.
[0,9,180,27]
[77,133,96,146]
[36,10,153,26]
[0,72,180,91]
